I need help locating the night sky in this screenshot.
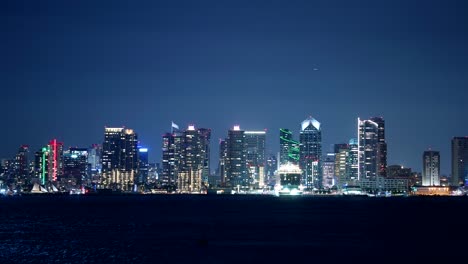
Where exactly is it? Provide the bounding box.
[1,0,467,175]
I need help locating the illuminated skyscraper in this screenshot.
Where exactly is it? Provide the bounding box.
[137,147,149,184]
[299,117,322,189]
[47,139,64,183]
[101,127,138,191]
[245,130,266,187]
[218,139,227,185]
[322,153,335,188]
[358,118,379,180]
[63,148,88,186]
[14,145,30,186]
[162,131,182,187]
[34,147,49,185]
[198,128,211,186]
[452,137,468,186]
[280,128,300,165]
[224,125,248,188]
[422,150,440,186]
[370,117,387,177]
[178,125,209,193]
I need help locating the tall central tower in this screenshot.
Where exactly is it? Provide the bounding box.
[299,117,322,189]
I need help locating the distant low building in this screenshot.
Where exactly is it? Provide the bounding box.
[412,186,450,196]
[359,176,409,194]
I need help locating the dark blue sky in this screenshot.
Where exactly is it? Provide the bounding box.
[1,0,467,175]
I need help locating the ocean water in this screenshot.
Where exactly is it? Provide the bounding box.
[0,195,465,263]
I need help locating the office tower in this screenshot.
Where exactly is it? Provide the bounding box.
[280,128,300,165]
[63,148,88,186]
[224,125,248,188]
[422,150,440,186]
[299,117,322,189]
[14,145,30,186]
[370,117,387,177]
[452,137,468,186]
[47,139,64,183]
[177,125,208,193]
[218,139,227,185]
[87,144,102,172]
[137,147,149,184]
[198,128,211,185]
[34,147,49,185]
[358,118,379,180]
[245,130,266,187]
[162,131,182,186]
[266,154,277,185]
[101,127,138,191]
[348,138,359,182]
[322,153,335,188]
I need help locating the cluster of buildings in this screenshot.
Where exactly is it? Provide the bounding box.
[1,116,468,196]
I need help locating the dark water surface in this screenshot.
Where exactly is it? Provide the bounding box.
[0,195,465,263]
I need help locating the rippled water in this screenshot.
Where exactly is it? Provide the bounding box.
[0,195,464,263]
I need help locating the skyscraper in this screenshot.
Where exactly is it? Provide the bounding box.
[245,130,266,187]
[177,125,209,193]
[218,139,227,185]
[63,148,88,187]
[358,118,379,180]
[370,117,387,177]
[101,127,138,191]
[299,117,322,189]
[279,128,300,165]
[322,153,335,188]
[162,131,182,187]
[198,128,211,186]
[452,137,468,186]
[422,150,440,186]
[224,125,248,188]
[13,145,30,186]
[137,147,149,185]
[34,147,49,185]
[47,139,64,184]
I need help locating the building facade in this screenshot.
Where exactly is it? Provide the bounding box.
[224,126,248,188]
[101,127,138,191]
[452,137,468,186]
[245,130,266,188]
[422,150,440,186]
[299,117,322,189]
[280,128,300,165]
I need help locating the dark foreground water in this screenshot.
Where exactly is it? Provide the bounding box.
[0,195,465,263]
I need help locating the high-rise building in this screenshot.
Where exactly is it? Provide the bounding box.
[322,153,335,188]
[47,139,64,184]
[162,131,182,187]
[13,145,30,186]
[422,150,440,186]
[178,125,208,193]
[34,147,49,185]
[245,130,266,187]
[224,125,248,188]
[370,117,387,177]
[266,154,277,185]
[452,137,468,186]
[348,138,359,182]
[299,117,322,189]
[280,128,300,165]
[137,147,149,184]
[101,127,138,191]
[358,118,379,180]
[63,148,88,187]
[218,139,227,186]
[198,128,211,186]
[161,124,211,192]
[87,144,102,172]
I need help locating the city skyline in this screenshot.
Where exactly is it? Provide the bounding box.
[2,0,468,176]
[1,118,465,177]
